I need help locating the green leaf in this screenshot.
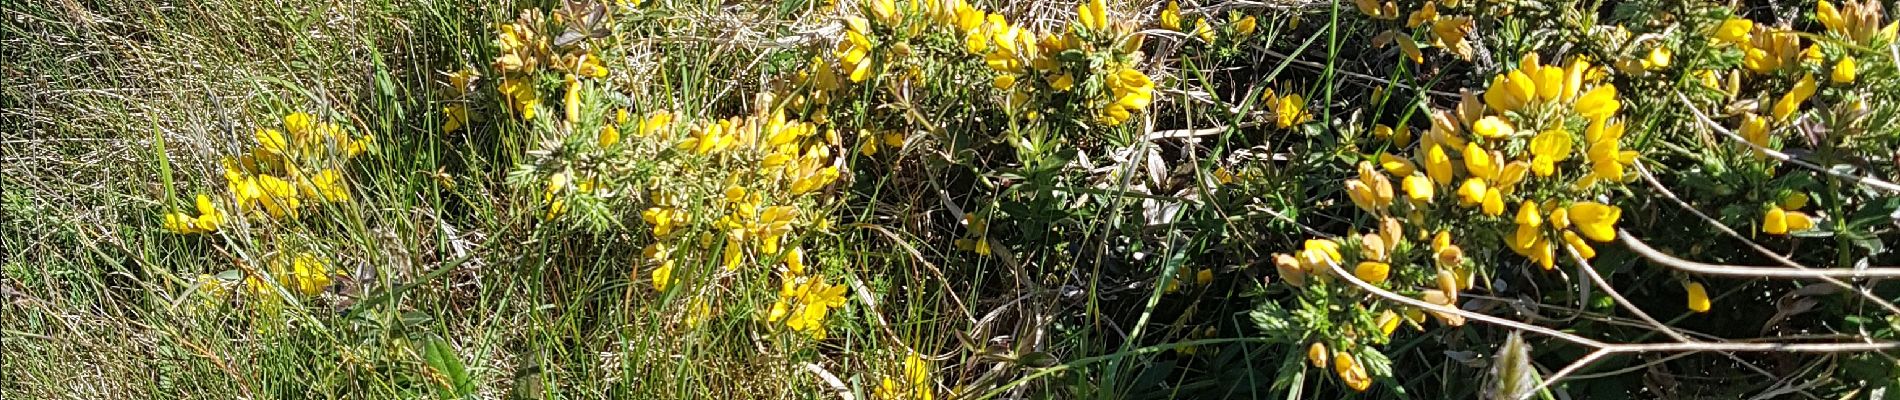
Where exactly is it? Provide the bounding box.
[422,336,473,398]
[1017,351,1061,368]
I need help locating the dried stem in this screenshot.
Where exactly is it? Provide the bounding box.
[1320,258,1900,400]
[1632,161,1900,314]
[1621,230,1900,278]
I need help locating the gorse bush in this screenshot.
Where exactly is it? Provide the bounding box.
[6,0,1900,398]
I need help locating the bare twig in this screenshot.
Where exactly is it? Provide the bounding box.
[1320,260,1605,348]
[1319,259,1900,400]
[1622,230,1900,278]
[1633,161,1900,315]
[1567,247,1792,394]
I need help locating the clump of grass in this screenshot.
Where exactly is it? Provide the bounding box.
[7,0,1900,399]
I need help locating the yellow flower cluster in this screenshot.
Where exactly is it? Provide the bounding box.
[1704,2,1888,237]
[1471,55,1630,266]
[836,16,879,84]
[442,67,480,133]
[1157,2,1258,44]
[621,108,840,294]
[875,351,935,400]
[161,110,363,312]
[480,3,851,336]
[1715,1,1887,156]
[1762,192,1819,235]
[540,170,596,220]
[949,0,1152,125]
[503,90,841,331]
[244,252,334,299]
[162,194,225,234]
[1265,88,1313,128]
[1266,52,1639,391]
[220,112,369,221]
[1363,0,1475,62]
[1817,0,1898,46]
[494,10,554,121]
[856,129,906,156]
[1348,54,1627,272]
[492,8,611,122]
[766,248,849,339]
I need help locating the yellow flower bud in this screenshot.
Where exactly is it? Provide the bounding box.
[1781,192,1810,210]
[1342,356,1371,391]
[1424,143,1453,185]
[1436,269,1461,298]
[1307,342,1329,368]
[1420,289,1465,326]
[1360,233,1388,262]
[1762,206,1789,235]
[1784,211,1816,232]
[1379,152,1416,177]
[1685,281,1711,313]
[1274,253,1307,287]
[1346,179,1382,213]
[1832,56,1857,84]
[1377,310,1401,337]
[1463,142,1497,181]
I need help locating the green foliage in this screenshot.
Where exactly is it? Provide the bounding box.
[6,0,1900,399]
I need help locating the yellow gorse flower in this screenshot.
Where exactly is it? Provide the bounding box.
[837,17,877,83]
[1743,27,1801,74]
[442,104,470,133]
[1817,0,1898,46]
[1270,90,1312,128]
[1234,15,1258,37]
[1639,46,1672,70]
[1333,351,1372,391]
[1190,18,1216,42]
[1832,56,1857,84]
[1506,200,1621,269]
[245,252,335,301]
[1306,342,1329,368]
[1771,74,1817,122]
[1713,18,1753,44]
[163,194,226,234]
[1353,0,1398,20]
[1354,261,1390,284]
[1684,281,1711,313]
[1075,0,1109,34]
[1159,1,1182,31]
[289,252,332,297]
[1099,67,1155,126]
[1528,129,1573,177]
[766,273,849,339]
[876,351,936,400]
[1762,204,1818,235]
